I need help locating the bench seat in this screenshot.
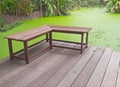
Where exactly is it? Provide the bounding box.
[6,25,91,64]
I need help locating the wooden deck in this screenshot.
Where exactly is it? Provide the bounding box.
[0,41,120,87]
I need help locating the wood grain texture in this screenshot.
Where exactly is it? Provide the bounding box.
[71,47,104,87]
[86,48,113,87]
[116,65,120,87]
[56,47,97,87]
[0,46,120,87]
[101,52,120,87]
[42,47,93,87]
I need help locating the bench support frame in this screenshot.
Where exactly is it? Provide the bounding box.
[7,26,90,64]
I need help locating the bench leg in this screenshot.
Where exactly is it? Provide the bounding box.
[24,41,29,64]
[46,33,49,42]
[8,39,14,61]
[49,32,52,49]
[80,33,84,54]
[86,32,88,48]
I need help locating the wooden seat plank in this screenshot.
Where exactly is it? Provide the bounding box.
[6,26,51,41]
[5,25,91,64]
[49,25,91,33]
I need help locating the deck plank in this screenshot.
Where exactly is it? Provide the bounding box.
[0,48,63,87]
[101,52,120,87]
[116,65,120,87]
[0,41,48,78]
[42,47,97,87]
[71,47,104,87]
[56,47,98,87]
[5,51,66,87]
[0,46,120,87]
[27,49,82,87]
[86,48,113,87]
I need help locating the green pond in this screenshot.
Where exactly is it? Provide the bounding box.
[0,8,120,60]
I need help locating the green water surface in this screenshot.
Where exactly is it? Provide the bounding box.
[0,8,120,59]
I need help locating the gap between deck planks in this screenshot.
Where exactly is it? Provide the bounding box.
[0,46,120,87]
[85,48,113,87]
[40,47,95,87]
[101,52,120,87]
[56,47,103,87]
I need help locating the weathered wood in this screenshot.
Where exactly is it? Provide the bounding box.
[101,52,120,87]
[49,25,91,33]
[86,32,88,48]
[71,47,104,87]
[46,34,48,42]
[6,25,91,63]
[42,47,95,87]
[116,66,120,87]
[5,51,67,87]
[6,26,51,41]
[80,33,84,54]
[86,48,113,87]
[0,45,59,86]
[27,47,82,87]
[49,31,52,49]
[0,46,120,87]
[56,47,98,87]
[8,39,14,60]
[24,41,29,64]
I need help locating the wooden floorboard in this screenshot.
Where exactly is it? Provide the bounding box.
[101,52,120,87]
[86,48,113,87]
[56,47,97,87]
[27,49,82,87]
[116,65,120,87]
[0,50,58,87]
[42,47,95,87]
[71,47,104,87]
[0,44,120,87]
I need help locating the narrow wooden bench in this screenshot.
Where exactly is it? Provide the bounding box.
[6,25,91,64]
[49,25,91,54]
[6,25,52,64]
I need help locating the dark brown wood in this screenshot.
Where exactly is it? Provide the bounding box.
[85,48,112,87]
[24,41,29,64]
[46,34,48,42]
[13,56,25,60]
[49,32,52,49]
[49,25,91,33]
[29,47,50,60]
[1,46,120,87]
[80,33,84,54]
[5,26,52,41]
[6,25,91,64]
[14,39,46,55]
[52,45,80,50]
[86,32,88,48]
[8,39,14,60]
[52,39,85,45]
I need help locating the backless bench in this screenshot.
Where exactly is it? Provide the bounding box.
[6,26,52,64]
[49,25,91,54]
[6,25,91,64]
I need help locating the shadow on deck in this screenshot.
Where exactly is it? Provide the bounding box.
[0,42,120,87]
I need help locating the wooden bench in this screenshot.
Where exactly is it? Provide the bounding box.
[6,25,91,64]
[6,25,52,64]
[49,25,91,54]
